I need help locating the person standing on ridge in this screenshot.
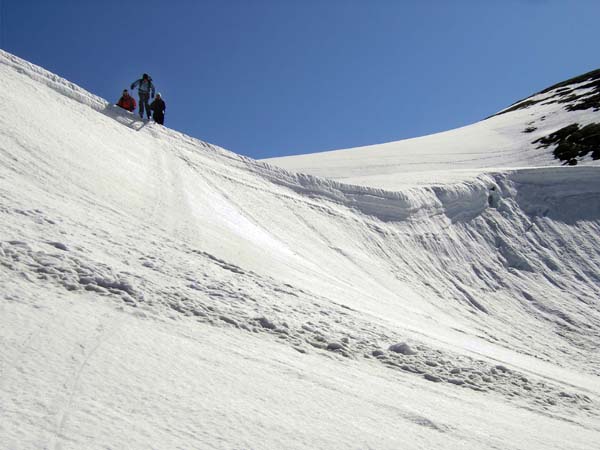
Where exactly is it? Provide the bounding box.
[116,89,136,112]
[150,93,166,125]
[130,73,155,120]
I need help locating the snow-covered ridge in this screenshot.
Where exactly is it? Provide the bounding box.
[0,50,109,111]
[0,49,439,223]
[496,68,600,116]
[1,50,600,449]
[3,48,596,226]
[0,49,252,166]
[265,66,600,189]
[0,52,451,220]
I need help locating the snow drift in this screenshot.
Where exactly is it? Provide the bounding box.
[1,50,599,449]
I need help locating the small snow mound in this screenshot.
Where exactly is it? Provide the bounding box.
[424,373,442,383]
[46,241,68,251]
[256,317,277,330]
[326,342,344,351]
[388,342,417,355]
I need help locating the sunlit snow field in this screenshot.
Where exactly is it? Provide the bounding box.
[1,50,599,449]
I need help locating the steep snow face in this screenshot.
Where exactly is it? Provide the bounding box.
[1,50,600,449]
[265,71,600,189]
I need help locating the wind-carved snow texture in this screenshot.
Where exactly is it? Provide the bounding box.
[2,165,599,418]
[1,241,140,302]
[2,49,600,449]
[1,237,596,417]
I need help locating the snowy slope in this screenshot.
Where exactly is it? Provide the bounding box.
[265,72,600,189]
[1,49,599,449]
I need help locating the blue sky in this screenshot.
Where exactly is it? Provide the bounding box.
[2,0,600,159]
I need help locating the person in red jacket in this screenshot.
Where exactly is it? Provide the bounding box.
[117,89,136,112]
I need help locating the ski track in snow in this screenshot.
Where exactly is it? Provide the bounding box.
[1,49,600,449]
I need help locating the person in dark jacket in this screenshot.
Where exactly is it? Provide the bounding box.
[150,93,166,125]
[116,89,136,112]
[130,73,156,119]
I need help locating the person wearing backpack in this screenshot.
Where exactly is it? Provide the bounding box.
[130,73,156,120]
[116,89,136,112]
[150,93,166,125]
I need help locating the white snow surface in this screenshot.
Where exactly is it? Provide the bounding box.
[1,49,599,449]
[265,81,600,190]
